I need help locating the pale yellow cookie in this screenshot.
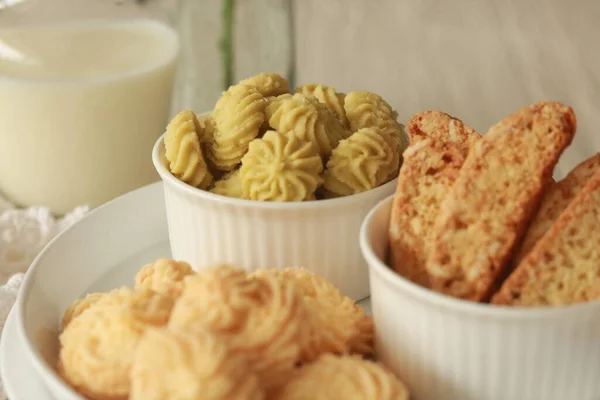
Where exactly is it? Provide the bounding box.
[266,93,349,159]
[134,258,194,298]
[296,83,348,129]
[209,84,267,171]
[61,292,105,329]
[210,169,244,198]
[169,265,308,393]
[198,115,216,143]
[323,127,399,196]
[240,130,323,202]
[239,72,290,97]
[164,110,213,189]
[263,94,293,132]
[251,268,374,362]
[344,90,407,150]
[130,327,264,400]
[277,354,410,400]
[264,94,293,120]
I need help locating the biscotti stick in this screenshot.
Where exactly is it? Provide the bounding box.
[426,102,576,302]
[509,153,600,267]
[492,167,600,306]
[390,112,480,287]
[390,140,466,287]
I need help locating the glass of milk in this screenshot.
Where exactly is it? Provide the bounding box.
[0,18,179,214]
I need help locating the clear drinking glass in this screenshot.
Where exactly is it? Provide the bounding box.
[0,0,179,214]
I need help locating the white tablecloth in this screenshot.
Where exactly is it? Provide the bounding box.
[0,195,88,398]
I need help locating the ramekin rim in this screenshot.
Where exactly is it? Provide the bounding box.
[360,195,600,320]
[152,131,399,210]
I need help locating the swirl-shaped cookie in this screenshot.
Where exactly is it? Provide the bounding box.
[343,91,401,131]
[267,93,349,159]
[164,110,213,189]
[209,84,267,171]
[61,292,105,329]
[169,265,308,393]
[323,128,399,197]
[94,287,176,327]
[344,91,408,150]
[240,130,323,202]
[198,115,215,143]
[296,83,348,129]
[251,268,374,361]
[277,354,410,400]
[210,169,244,198]
[134,258,194,298]
[58,289,174,399]
[239,72,290,97]
[169,265,259,332]
[130,328,265,400]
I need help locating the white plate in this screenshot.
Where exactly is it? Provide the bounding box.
[14,182,371,399]
[1,308,55,400]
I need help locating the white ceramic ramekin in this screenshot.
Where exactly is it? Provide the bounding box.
[360,195,600,400]
[152,122,398,301]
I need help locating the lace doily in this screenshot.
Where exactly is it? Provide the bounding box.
[0,194,88,399]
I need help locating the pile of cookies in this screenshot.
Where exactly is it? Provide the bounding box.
[389,101,600,307]
[57,259,410,400]
[163,72,407,202]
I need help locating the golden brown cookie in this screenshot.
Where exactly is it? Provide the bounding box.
[251,268,373,362]
[134,258,194,298]
[426,102,577,301]
[276,354,410,400]
[95,287,175,326]
[58,289,174,399]
[492,168,600,306]
[169,265,308,393]
[130,327,264,400]
[61,292,105,329]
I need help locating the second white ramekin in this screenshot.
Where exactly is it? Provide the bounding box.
[152,127,398,301]
[360,195,600,400]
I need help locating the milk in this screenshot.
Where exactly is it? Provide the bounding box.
[0,19,179,214]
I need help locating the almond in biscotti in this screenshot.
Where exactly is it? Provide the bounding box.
[425,101,577,302]
[406,111,480,154]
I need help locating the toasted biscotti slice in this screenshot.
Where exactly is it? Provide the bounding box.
[406,111,480,155]
[389,112,479,287]
[425,101,577,302]
[491,168,600,306]
[389,139,467,287]
[509,153,600,267]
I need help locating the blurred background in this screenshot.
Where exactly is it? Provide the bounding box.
[0,0,597,210]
